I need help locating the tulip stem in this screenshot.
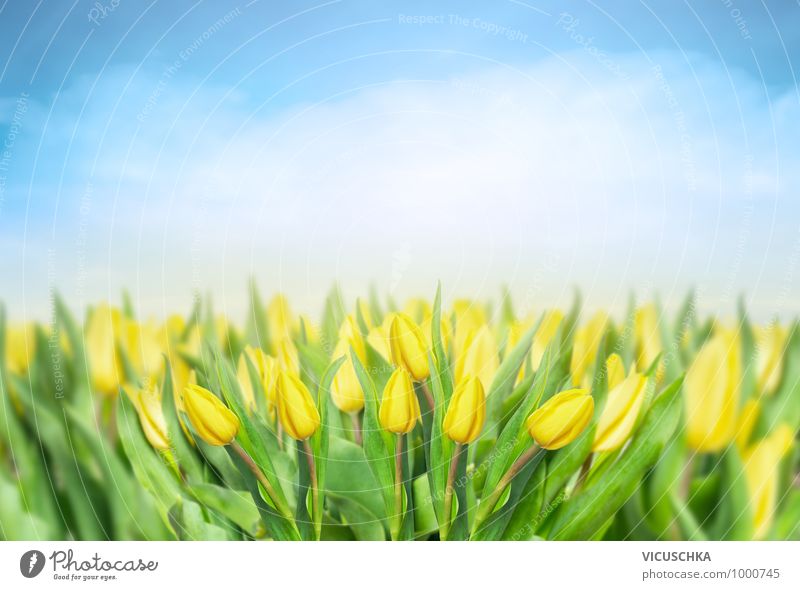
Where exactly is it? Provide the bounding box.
[302,439,321,540]
[441,443,463,541]
[471,444,540,537]
[231,442,294,523]
[350,412,363,446]
[392,433,404,540]
[418,381,435,412]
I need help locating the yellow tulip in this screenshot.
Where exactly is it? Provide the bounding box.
[605,353,625,390]
[526,389,594,450]
[298,314,320,343]
[685,330,740,452]
[734,398,761,451]
[124,319,164,380]
[276,372,320,440]
[420,314,452,355]
[403,298,432,324]
[570,311,609,386]
[268,294,296,342]
[237,346,277,413]
[163,314,186,343]
[214,315,231,348]
[452,299,486,361]
[331,341,365,413]
[455,324,499,391]
[743,425,795,539]
[180,324,203,358]
[276,337,300,375]
[507,316,534,384]
[6,324,35,375]
[506,316,534,351]
[367,315,393,361]
[389,313,430,381]
[592,370,647,452]
[183,384,240,446]
[379,367,421,434]
[754,323,787,396]
[443,375,486,444]
[635,304,663,378]
[531,310,563,371]
[356,299,374,330]
[124,380,170,450]
[85,304,124,396]
[338,315,366,362]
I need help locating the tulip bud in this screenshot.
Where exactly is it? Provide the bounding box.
[570,311,609,387]
[734,398,761,451]
[6,324,35,376]
[268,294,296,342]
[298,314,320,343]
[635,304,664,378]
[403,298,432,324]
[276,337,300,375]
[356,299,374,330]
[367,315,393,361]
[605,353,625,390]
[183,384,240,446]
[124,380,170,450]
[237,346,277,413]
[124,319,164,380]
[754,323,787,396]
[339,315,367,362]
[180,324,203,358]
[531,310,563,371]
[526,389,594,450]
[455,324,499,391]
[685,330,740,452]
[743,424,794,539]
[389,313,430,381]
[276,372,320,440]
[452,300,486,360]
[443,375,486,443]
[86,304,124,396]
[331,342,365,413]
[379,367,421,434]
[162,314,186,343]
[592,371,647,452]
[420,314,452,355]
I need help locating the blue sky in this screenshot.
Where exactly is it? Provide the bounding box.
[1,0,799,321]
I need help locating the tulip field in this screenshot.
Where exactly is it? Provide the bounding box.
[0,285,798,541]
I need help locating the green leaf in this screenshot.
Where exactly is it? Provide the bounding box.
[645,436,686,539]
[168,498,230,540]
[325,437,387,540]
[709,446,754,540]
[413,474,439,538]
[190,483,260,536]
